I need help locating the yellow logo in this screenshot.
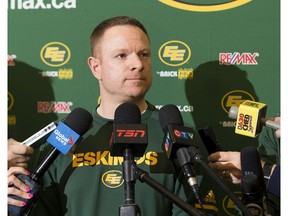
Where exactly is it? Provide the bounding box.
[102,170,124,188]
[8,92,14,111]
[40,42,71,67]
[222,191,242,216]
[221,90,255,113]
[58,68,73,79]
[204,190,216,204]
[159,0,252,12]
[159,40,191,66]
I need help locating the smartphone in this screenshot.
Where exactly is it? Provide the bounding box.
[198,126,222,155]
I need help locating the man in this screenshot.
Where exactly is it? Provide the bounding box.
[23,16,210,215]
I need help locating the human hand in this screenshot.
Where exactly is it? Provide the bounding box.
[8,138,34,169]
[8,167,33,207]
[208,151,242,184]
[274,117,280,138]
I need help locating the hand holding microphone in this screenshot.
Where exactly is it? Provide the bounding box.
[8,139,34,169]
[8,107,93,216]
[208,151,242,184]
[273,117,280,138]
[8,167,33,208]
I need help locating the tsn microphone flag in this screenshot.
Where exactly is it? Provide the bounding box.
[235,100,267,138]
[47,121,80,155]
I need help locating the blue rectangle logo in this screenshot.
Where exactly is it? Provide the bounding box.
[47,122,80,155]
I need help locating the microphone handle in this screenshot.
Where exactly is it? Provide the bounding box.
[135,168,206,216]
[262,119,280,130]
[31,147,61,181]
[21,122,57,146]
[192,152,253,216]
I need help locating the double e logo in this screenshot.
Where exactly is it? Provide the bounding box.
[159,0,252,12]
[222,192,243,216]
[40,42,71,67]
[8,92,14,111]
[159,40,191,67]
[221,90,255,113]
[102,170,124,188]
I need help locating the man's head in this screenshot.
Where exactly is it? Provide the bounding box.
[90,16,150,57]
[88,16,152,107]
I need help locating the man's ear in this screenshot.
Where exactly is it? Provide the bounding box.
[88,56,101,80]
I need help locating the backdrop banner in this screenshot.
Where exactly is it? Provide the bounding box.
[8,1,280,215]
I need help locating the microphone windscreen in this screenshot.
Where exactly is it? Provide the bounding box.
[241,146,263,177]
[241,146,265,194]
[158,104,184,132]
[114,102,141,124]
[228,106,239,119]
[63,107,93,135]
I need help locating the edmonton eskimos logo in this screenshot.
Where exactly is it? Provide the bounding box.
[40,42,71,67]
[222,191,242,216]
[159,0,252,12]
[221,90,255,113]
[8,92,14,111]
[158,40,191,67]
[102,170,124,188]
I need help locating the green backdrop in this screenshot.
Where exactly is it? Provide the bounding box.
[8,1,280,215]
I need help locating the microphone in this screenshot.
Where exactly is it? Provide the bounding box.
[158,104,202,205]
[8,107,93,216]
[109,102,148,215]
[109,102,148,157]
[241,146,268,216]
[159,105,253,216]
[228,100,280,138]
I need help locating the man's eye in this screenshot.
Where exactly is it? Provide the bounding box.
[117,54,126,59]
[140,52,150,58]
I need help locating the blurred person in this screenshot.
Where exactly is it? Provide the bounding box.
[208,117,280,215]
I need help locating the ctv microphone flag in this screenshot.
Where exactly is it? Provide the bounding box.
[47,121,80,155]
[232,100,267,138]
[164,124,196,160]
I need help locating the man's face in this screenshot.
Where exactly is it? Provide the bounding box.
[94,25,152,102]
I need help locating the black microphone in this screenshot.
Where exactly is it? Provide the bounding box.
[158,105,253,215]
[109,102,148,157]
[8,107,93,216]
[158,104,202,205]
[109,102,148,215]
[241,146,268,216]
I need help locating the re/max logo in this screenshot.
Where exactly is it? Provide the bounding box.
[219,52,259,65]
[116,130,146,138]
